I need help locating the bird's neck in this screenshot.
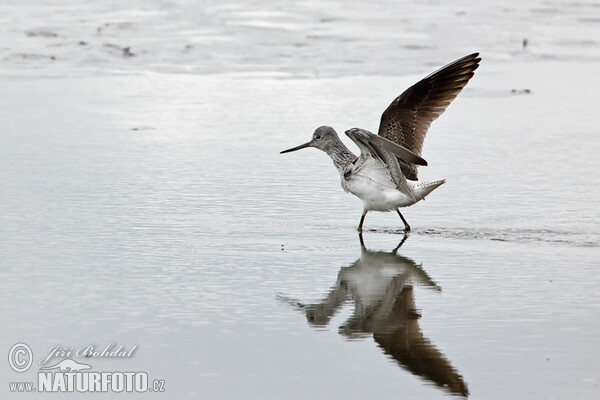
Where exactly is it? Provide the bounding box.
[324,140,356,174]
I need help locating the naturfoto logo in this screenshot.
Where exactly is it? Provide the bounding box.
[8,342,165,394]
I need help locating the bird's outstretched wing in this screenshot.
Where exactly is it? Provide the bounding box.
[378,53,481,180]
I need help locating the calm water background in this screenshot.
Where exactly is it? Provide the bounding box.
[1,0,599,399]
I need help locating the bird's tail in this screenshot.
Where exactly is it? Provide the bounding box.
[413,179,445,202]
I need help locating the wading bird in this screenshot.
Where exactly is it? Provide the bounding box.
[281,53,481,232]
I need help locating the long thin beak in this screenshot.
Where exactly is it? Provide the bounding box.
[280,141,312,154]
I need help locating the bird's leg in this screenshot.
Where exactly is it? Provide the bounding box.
[357,210,368,232]
[396,210,411,232]
[358,231,366,250]
[392,234,409,255]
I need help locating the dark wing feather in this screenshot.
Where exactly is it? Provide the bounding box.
[378,53,481,180]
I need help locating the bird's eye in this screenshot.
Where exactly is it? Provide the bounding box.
[315,135,321,140]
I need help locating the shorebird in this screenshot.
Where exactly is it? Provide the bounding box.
[281,53,481,232]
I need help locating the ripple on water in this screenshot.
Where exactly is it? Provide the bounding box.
[413,227,599,247]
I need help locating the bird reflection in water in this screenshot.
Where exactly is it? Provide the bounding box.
[279,234,469,397]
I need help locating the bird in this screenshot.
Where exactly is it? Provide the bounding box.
[280,53,481,232]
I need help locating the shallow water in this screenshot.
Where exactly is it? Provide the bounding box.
[1,1,600,399]
[2,0,600,78]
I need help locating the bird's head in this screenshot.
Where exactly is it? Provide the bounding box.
[280,126,340,154]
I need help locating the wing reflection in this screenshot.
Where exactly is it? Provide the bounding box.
[280,233,469,397]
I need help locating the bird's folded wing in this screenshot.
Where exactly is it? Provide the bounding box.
[369,134,428,166]
[345,128,427,165]
[345,128,417,201]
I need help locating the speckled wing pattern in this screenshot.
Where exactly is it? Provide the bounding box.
[377,53,481,180]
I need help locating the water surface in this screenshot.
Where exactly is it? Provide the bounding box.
[1,1,599,399]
